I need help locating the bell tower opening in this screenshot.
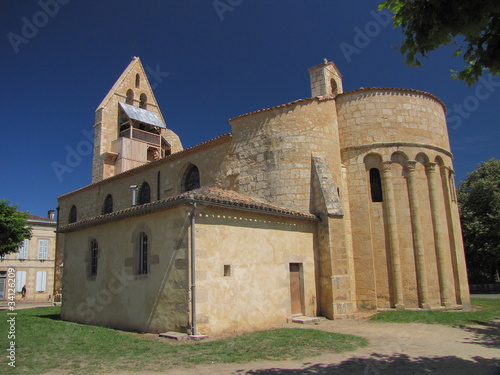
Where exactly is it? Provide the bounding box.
[309,60,343,97]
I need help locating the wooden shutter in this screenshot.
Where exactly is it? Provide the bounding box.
[38,240,48,260]
[36,271,47,292]
[17,239,29,260]
[15,271,26,292]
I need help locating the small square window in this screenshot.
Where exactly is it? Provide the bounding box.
[223,265,231,277]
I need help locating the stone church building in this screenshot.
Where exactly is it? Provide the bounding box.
[58,57,470,335]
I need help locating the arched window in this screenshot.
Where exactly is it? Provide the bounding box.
[102,194,113,214]
[139,93,147,109]
[126,89,134,105]
[369,168,383,202]
[135,74,140,88]
[90,239,98,276]
[69,205,77,223]
[182,165,200,192]
[138,232,148,275]
[330,78,338,96]
[138,182,151,205]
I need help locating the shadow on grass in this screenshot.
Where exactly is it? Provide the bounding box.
[240,354,500,375]
[36,313,61,321]
[463,320,500,349]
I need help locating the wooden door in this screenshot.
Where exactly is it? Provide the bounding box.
[289,263,303,315]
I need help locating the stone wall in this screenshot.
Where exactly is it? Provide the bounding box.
[227,98,343,214]
[337,89,470,310]
[59,136,231,226]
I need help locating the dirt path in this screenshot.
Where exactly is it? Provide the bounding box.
[100,318,500,375]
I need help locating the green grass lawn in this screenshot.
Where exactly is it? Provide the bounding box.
[371,297,500,325]
[0,307,367,375]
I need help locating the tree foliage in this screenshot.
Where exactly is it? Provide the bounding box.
[0,200,32,257]
[379,0,500,85]
[457,158,500,283]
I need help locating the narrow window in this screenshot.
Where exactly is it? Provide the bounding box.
[139,93,147,109]
[135,74,140,88]
[138,182,151,205]
[182,165,200,192]
[369,168,383,202]
[36,271,47,292]
[90,239,98,276]
[17,239,29,260]
[138,232,148,275]
[157,171,161,200]
[102,194,113,214]
[69,205,77,223]
[126,89,134,105]
[38,239,48,261]
[224,265,231,277]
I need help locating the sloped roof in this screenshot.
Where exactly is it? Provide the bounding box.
[119,102,166,129]
[59,187,317,232]
[25,213,56,224]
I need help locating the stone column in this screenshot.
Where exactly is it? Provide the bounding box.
[426,162,452,306]
[440,165,471,309]
[405,161,430,309]
[381,161,404,310]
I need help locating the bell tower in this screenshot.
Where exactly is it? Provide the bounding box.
[309,59,343,97]
[92,57,183,182]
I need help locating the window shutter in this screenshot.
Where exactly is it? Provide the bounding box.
[17,239,29,260]
[36,271,47,292]
[15,271,26,292]
[38,240,48,260]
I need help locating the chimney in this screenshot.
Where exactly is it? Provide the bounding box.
[48,210,55,220]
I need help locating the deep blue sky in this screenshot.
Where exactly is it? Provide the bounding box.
[1,0,499,217]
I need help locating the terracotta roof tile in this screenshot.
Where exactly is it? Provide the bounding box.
[25,213,56,223]
[59,187,317,232]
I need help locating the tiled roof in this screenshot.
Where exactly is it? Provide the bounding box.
[59,187,317,233]
[25,213,56,223]
[58,133,232,199]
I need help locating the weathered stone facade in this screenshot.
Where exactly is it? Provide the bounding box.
[58,58,470,336]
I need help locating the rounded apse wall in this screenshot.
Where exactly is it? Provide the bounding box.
[336,88,450,153]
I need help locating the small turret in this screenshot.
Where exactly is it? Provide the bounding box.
[308,60,343,97]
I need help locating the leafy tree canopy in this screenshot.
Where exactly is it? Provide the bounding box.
[0,200,32,257]
[457,158,500,283]
[379,0,500,85]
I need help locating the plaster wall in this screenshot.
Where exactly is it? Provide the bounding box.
[60,207,190,333]
[194,207,317,335]
[1,222,56,301]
